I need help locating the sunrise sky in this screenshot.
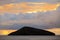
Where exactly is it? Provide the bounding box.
[0,0,60,35]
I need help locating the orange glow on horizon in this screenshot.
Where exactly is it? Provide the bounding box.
[0,30,16,35]
[46,28,60,35]
[0,2,60,15]
[0,28,60,35]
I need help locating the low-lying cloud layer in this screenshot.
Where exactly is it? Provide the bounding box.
[0,10,60,29]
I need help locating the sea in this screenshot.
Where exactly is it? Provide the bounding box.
[0,35,60,40]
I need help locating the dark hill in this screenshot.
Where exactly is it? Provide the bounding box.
[8,26,55,35]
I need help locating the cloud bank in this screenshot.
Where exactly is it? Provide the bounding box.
[0,2,60,29]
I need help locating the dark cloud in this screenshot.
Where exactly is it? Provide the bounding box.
[0,10,60,29]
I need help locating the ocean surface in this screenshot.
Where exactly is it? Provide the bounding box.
[0,36,60,40]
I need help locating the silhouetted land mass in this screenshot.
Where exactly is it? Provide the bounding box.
[8,26,55,36]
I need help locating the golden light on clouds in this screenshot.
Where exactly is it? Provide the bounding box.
[0,2,60,15]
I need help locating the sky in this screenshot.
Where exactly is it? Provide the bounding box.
[0,0,60,35]
[0,0,60,30]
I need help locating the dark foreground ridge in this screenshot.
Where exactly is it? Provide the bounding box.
[8,26,55,36]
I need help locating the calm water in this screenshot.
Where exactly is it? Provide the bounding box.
[0,36,60,40]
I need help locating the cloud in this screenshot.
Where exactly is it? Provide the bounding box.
[0,10,60,29]
[0,0,59,5]
[0,2,60,29]
[0,2,60,15]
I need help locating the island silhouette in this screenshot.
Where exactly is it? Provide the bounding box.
[8,26,55,35]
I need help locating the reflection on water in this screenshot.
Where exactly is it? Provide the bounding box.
[0,36,60,40]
